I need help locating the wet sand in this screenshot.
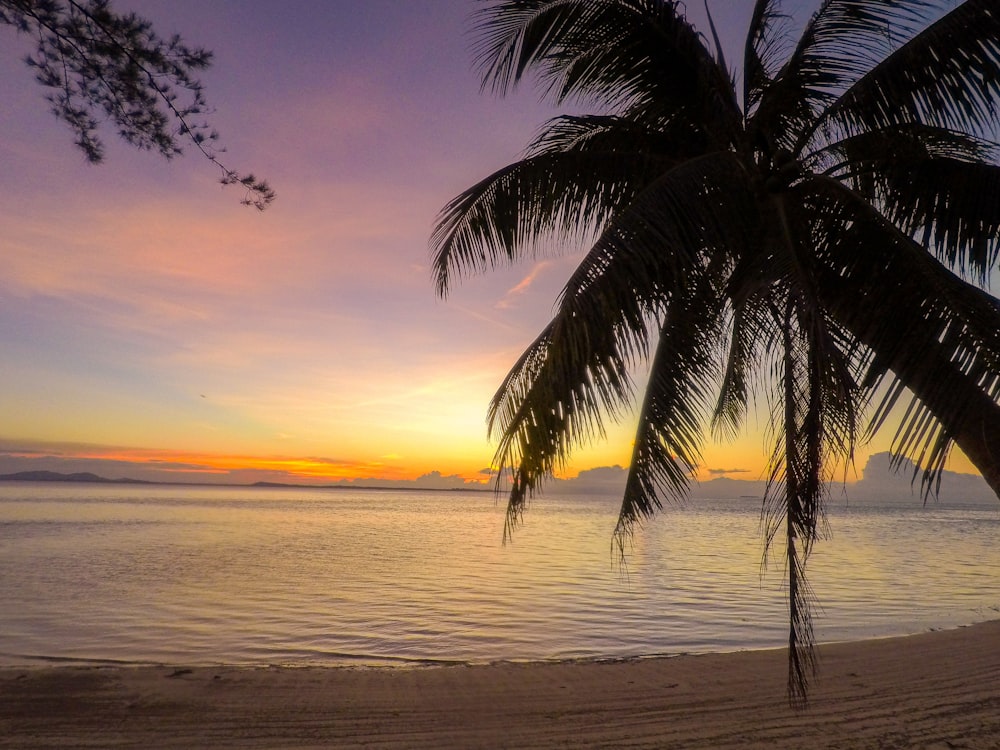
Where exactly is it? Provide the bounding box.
[2,619,999,749]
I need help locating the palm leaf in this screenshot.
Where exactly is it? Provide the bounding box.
[614,265,726,550]
[710,299,762,442]
[760,290,863,704]
[743,0,792,116]
[524,111,708,159]
[792,0,939,92]
[804,175,1000,382]
[755,1,941,153]
[800,174,1000,493]
[490,314,641,535]
[753,186,872,703]
[815,124,1000,280]
[431,143,674,295]
[472,0,740,134]
[431,108,731,295]
[491,150,754,532]
[807,0,1000,147]
[876,157,1000,282]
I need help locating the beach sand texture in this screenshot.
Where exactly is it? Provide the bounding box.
[2,619,998,749]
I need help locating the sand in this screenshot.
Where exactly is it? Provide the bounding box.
[2,620,999,749]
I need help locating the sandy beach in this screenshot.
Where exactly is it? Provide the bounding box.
[2,620,999,749]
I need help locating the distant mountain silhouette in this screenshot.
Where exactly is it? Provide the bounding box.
[0,471,149,484]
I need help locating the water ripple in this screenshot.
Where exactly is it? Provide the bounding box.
[1,484,998,667]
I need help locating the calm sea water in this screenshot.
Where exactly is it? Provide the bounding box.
[1,482,998,667]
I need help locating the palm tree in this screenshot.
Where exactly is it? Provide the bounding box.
[431,0,1000,703]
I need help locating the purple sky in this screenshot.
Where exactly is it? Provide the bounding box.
[2,1,961,487]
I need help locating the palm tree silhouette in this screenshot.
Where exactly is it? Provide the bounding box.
[432,0,1000,702]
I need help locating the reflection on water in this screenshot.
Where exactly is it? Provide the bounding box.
[1,483,998,667]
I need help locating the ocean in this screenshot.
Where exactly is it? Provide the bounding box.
[1,482,998,668]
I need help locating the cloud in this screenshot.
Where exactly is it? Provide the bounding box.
[495,262,552,309]
[850,452,993,504]
[706,467,750,476]
[541,465,628,495]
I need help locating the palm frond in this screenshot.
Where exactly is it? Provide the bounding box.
[710,281,772,442]
[472,0,740,135]
[813,122,996,170]
[868,321,1000,500]
[614,266,726,552]
[490,313,641,536]
[472,0,610,96]
[492,150,755,534]
[431,145,672,296]
[552,150,755,307]
[805,175,1000,386]
[432,107,741,295]
[800,174,1000,495]
[815,124,1000,281]
[760,301,819,705]
[710,304,752,442]
[803,175,1000,374]
[743,0,792,116]
[878,157,1000,282]
[807,0,1000,148]
[795,0,940,92]
[755,186,873,704]
[524,112,706,159]
[754,0,940,154]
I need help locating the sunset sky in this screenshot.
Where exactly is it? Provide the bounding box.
[0,1,979,487]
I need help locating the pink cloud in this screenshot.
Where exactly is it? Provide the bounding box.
[495,262,552,310]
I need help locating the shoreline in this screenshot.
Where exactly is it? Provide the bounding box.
[1,618,987,672]
[2,620,999,748]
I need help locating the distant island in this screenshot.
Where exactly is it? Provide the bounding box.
[0,471,152,484]
[0,471,491,493]
[1,455,995,503]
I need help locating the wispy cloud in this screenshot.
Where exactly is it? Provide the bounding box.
[495,262,552,309]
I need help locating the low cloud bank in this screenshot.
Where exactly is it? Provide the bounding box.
[0,443,994,504]
[543,453,995,506]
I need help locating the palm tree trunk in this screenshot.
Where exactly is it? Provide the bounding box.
[780,313,813,704]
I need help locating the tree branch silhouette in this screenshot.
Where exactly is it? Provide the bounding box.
[1,0,274,209]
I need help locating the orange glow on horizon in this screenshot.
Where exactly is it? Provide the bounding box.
[0,438,987,491]
[1,445,491,485]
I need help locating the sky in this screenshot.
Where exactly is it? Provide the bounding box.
[0,0,981,488]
